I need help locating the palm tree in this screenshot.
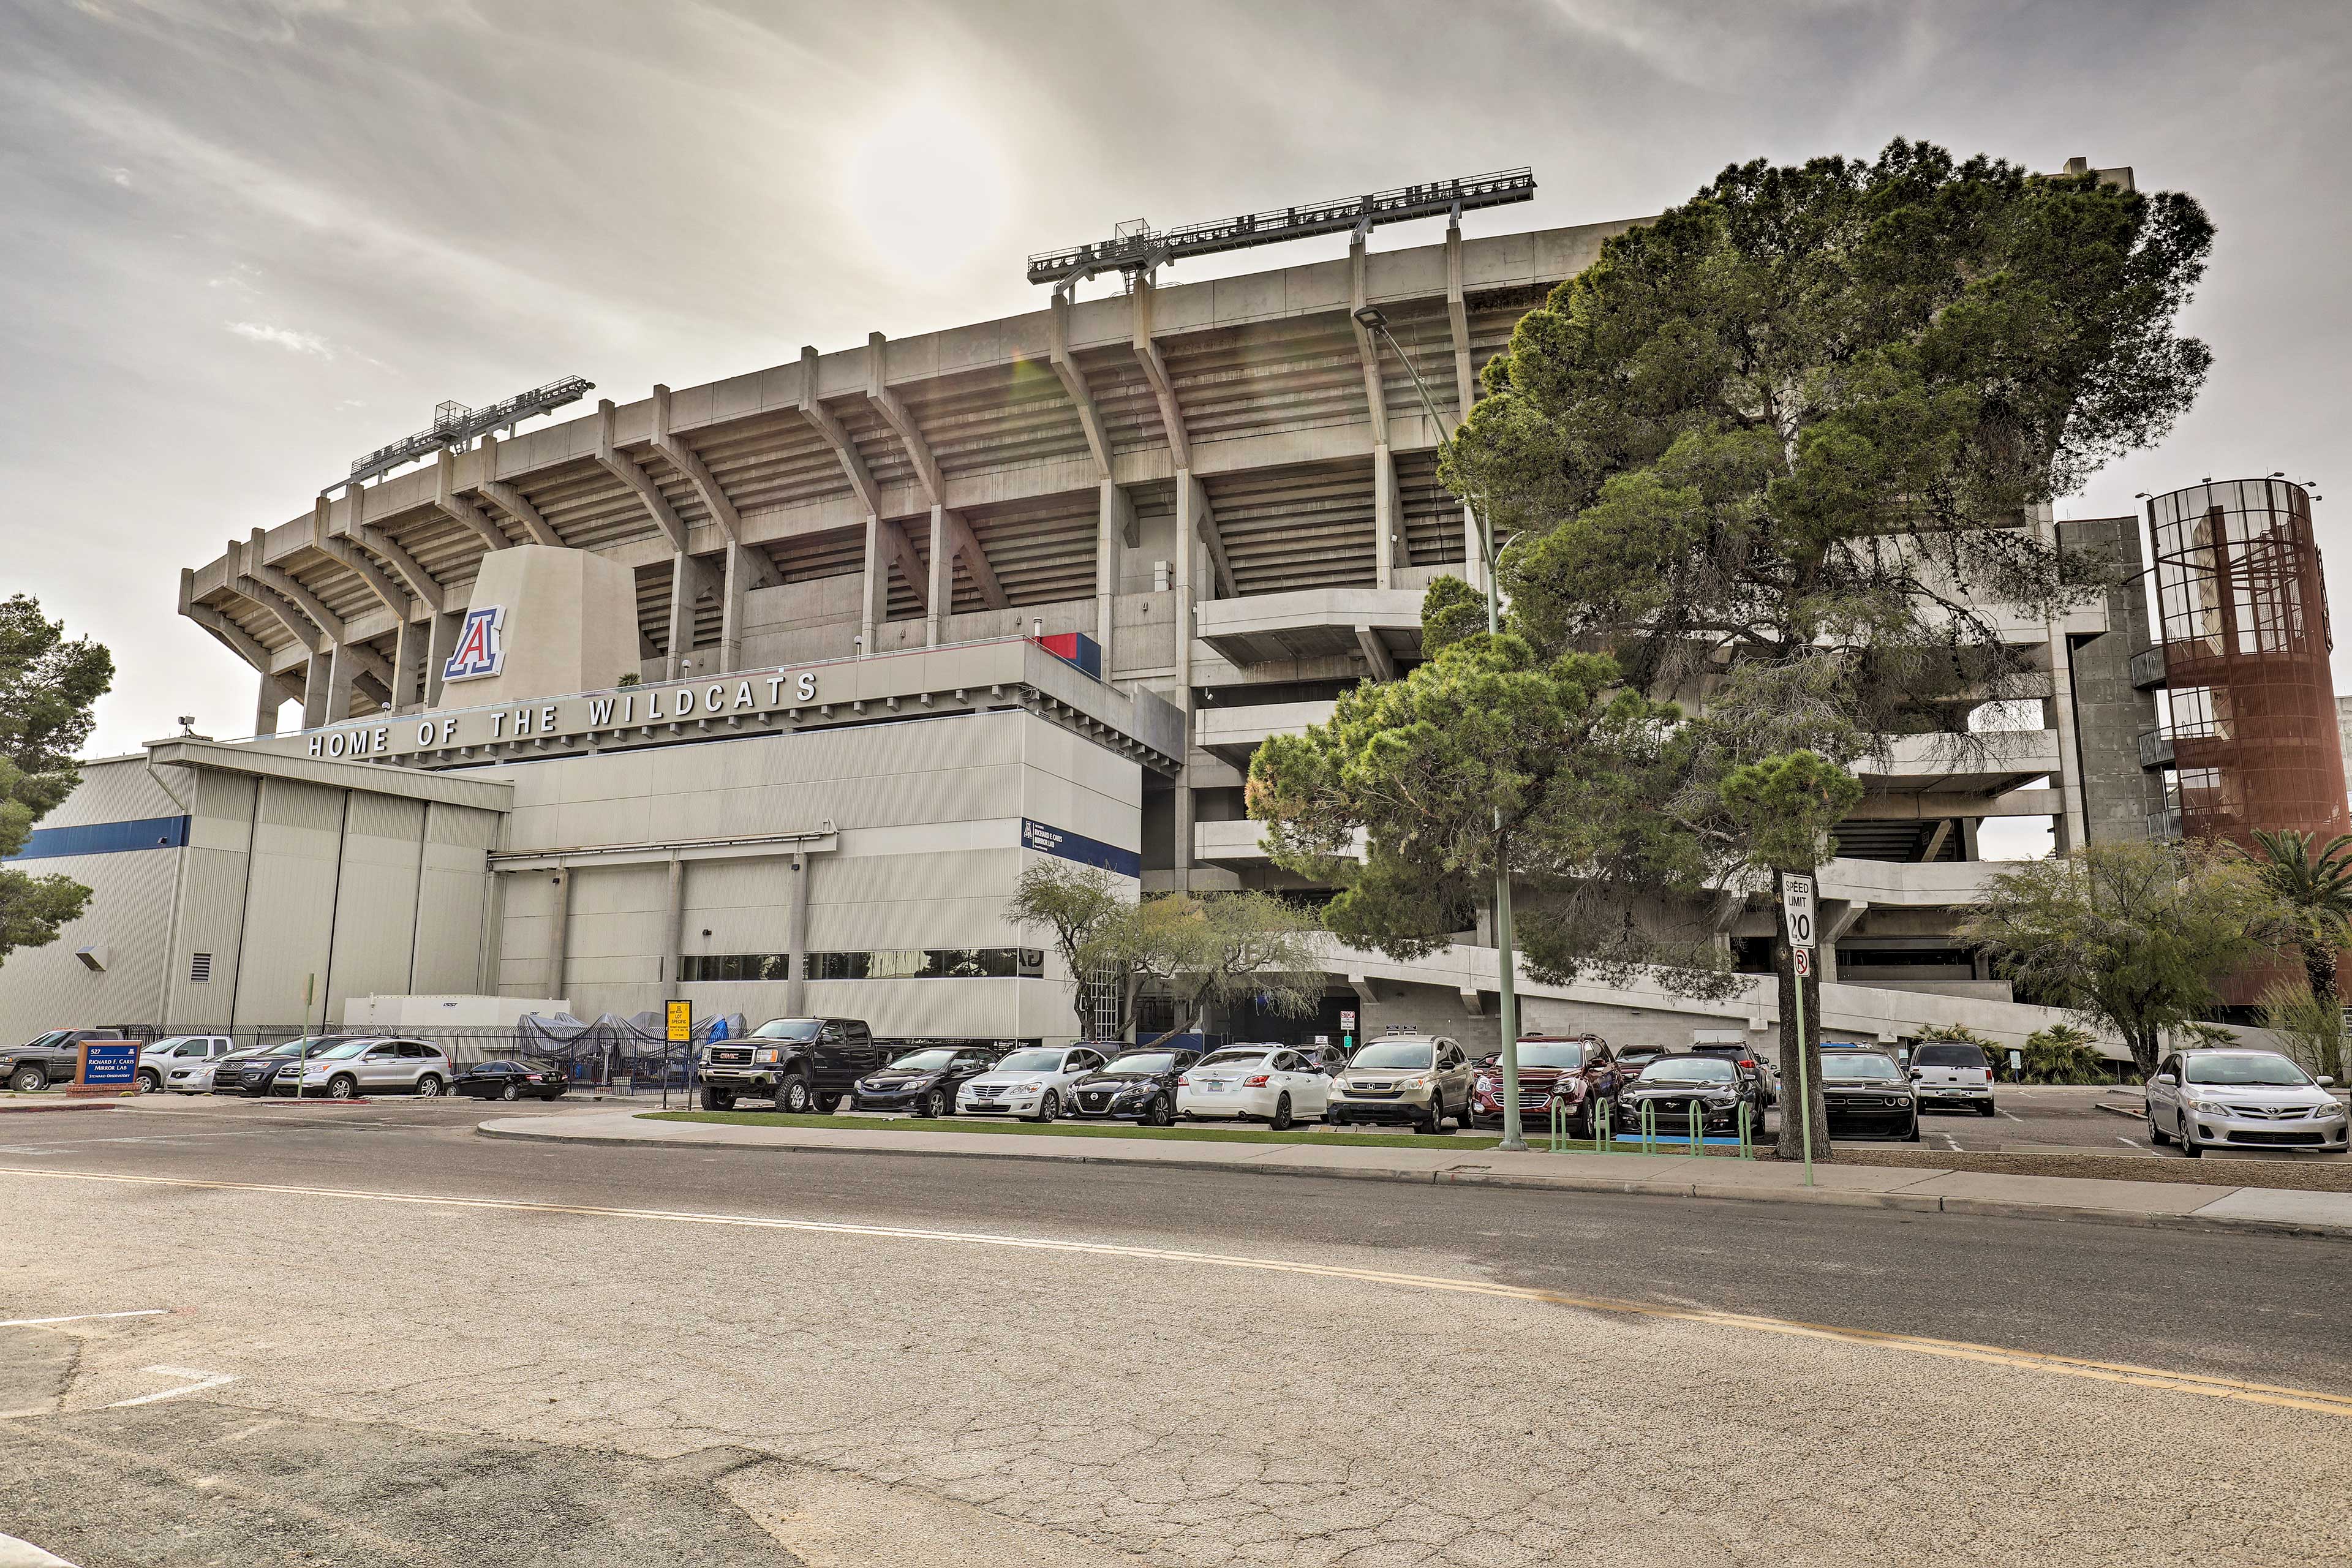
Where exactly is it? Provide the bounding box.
[2242,829,2352,1001]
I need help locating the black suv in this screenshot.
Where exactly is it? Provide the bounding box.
[1068,1047,1200,1125]
[851,1044,1003,1117]
[698,1017,887,1112]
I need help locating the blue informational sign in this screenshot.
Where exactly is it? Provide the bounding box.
[80,1042,138,1087]
[1019,818,1141,879]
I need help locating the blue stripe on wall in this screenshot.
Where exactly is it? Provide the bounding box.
[4,815,190,862]
[1020,818,1140,879]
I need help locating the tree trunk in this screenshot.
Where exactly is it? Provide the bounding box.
[2303,941,2338,1005]
[2124,1023,2158,1076]
[1771,867,1831,1164]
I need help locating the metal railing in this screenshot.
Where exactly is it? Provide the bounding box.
[2137,728,2174,768]
[2128,646,2168,689]
[1547,1095,1756,1159]
[346,375,594,483]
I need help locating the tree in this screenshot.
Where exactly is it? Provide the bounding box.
[2255,981,2343,1082]
[1087,891,1324,1048]
[1006,860,1133,1041]
[2239,829,2352,1002]
[2017,1023,2108,1085]
[1249,630,1729,991]
[1962,839,2278,1073]
[0,595,113,967]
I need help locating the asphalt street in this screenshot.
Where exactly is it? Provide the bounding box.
[2,1095,2347,1567]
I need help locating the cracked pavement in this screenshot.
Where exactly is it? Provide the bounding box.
[0,1098,2345,1565]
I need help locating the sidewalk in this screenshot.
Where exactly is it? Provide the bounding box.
[479,1112,2352,1242]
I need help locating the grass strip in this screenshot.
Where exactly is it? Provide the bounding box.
[639,1110,1502,1152]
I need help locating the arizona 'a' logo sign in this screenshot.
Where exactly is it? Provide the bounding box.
[442,606,506,683]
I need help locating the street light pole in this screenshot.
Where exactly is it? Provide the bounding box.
[1356,306,1525,1152]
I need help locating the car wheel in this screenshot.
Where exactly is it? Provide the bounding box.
[2147,1109,2171,1146]
[1268,1093,1294,1132]
[1903,1115,1921,1143]
[777,1076,813,1115]
[136,1069,161,1095]
[1414,1102,1445,1136]
[921,1088,948,1118]
[1978,1100,1997,1118]
[1144,1095,1174,1128]
[9,1065,47,1093]
[416,1076,444,1098]
[500,1082,521,1102]
[2177,1110,2203,1158]
[328,1074,358,1101]
[1034,1090,1060,1124]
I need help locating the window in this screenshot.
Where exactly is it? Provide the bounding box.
[189,952,213,984]
[682,948,1045,982]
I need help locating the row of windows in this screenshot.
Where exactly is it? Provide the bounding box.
[679,948,1047,984]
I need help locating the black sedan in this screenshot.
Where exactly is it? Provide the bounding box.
[455,1060,570,1101]
[1068,1047,1199,1125]
[1819,1049,1921,1141]
[851,1046,1001,1117]
[1612,1054,1766,1140]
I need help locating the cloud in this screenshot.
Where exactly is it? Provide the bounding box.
[226,320,331,356]
[101,164,132,186]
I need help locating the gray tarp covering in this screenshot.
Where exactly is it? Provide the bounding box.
[516,1010,747,1085]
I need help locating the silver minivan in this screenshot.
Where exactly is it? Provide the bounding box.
[280,1037,453,1099]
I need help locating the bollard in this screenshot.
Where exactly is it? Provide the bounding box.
[1738,1100,1755,1159]
[1638,1098,1659,1156]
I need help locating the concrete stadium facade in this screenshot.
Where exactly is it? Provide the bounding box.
[2,209,2182,1058]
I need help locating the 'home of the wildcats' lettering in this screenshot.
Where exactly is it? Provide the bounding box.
[304,669,823,762]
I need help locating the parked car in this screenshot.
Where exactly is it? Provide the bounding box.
[278,1038,453,1098]
[1689,1040,1778,1107]
[1177,1046,1329,1129]
[2146,1047,2348,1158]
[1615,1042,1672,1072]
[455,1060,570,1102]
[955,1045,1108,1121]
[1068,1047,1199,1125]
[164,1049,239,1095]
[1292,1042,1350,1074]
[211,1037,359,1096]
[1469,1035,1622,1135]
[136,1035,235,1095]
[698,1017,887,1112]
[1909,1039,1997,1116]
[852,1045,1004,1117]
[1819,1049,1921,1141]
[1613,1054,1766,1139]
[5,1029,122,1091]
[1327,1033,1476,1134]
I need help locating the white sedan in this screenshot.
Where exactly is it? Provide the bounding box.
[1176,1046,1330,1131]
[954,1045,1108,1122]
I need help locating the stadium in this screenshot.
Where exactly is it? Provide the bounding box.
[2,167,2323,1062]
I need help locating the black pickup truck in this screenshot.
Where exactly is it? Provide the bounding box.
[4,1030,111,1092]
[697,1017,887,1112]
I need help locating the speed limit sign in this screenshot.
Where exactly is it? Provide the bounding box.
[1781,874,1817,950]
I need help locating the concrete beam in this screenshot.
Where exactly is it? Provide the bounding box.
[183,597,271,675]
[1445,218,1474,417]
[1131,279,1190,471]
[925,506,951,646]
[1373,443,1401,590]
[241,531,343,645]
[1049,294,1115,480]
[865,333,945,508]
[652,385,774,585]
[801,345,886,518]
[940,507,1007,609]
[473,437,562,546]
[1348,238,1390,447]
[1354,624,1396,682]
[309,497,408,620]
[1187,474,1235,600]
[880,517,927,611]
[434,449,511,552]
[595,398,690,552]
[1918,818,1954,862]
[664,551,724,680]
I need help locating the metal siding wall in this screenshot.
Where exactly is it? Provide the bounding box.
[157,772,258,1028]
[411,804,499,996]
[324,794,427,1020]
[0,845,180,1038]
[231,779,346,1028]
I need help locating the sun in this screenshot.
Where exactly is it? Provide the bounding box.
[843,102,1011,274]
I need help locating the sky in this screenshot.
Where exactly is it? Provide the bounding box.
[3,0,2349,764]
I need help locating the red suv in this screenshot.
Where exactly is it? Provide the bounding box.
[1470,1035,1623,1136]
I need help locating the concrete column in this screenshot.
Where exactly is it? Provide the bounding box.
[1463,506,1485,592]
[1172,473,1202,890]
[2045,617,2092,854]
[391,615,426,712]
[665,553,695,682]
[784,853,810,1016]
[925,504,950,647]
[663,855,684,997]
[254,668,282,736]
[325,645,357,723]
[301,654,331,728]
[1374,445,1400,589]
[1098,480,1131,671]
[547,870,571,1001]
[426,611,461,708]
[858,513,883,656]
[718,541,749,674]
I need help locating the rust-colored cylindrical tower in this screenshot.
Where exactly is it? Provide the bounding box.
[2150,478,2349,846]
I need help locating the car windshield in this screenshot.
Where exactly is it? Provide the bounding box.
[311,1039,375,1060]
[994,1050,1066,1072]
[1913,1043,1989,1069]
[1822,1054,1901,1081]
[148,1036,198,1052]
[475,1061,516,1074]
[268,1038,337,1055]
[2185,1054,2313,1088]
[1517,1042,1587,1069]
[888,1049,960,1071]
[24,1031,67,1049]
[1351,1041,1435,1069]
[753,1019,824,1041]
[1105,1053,1179,1074]
[1639,1058,1736,1084]
[1197,1050,1271,1069]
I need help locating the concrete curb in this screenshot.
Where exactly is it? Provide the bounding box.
[0,1100,119,1115]
[475,1121,2352,1244]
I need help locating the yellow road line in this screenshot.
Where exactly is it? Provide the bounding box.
[7,1164,2348,1419]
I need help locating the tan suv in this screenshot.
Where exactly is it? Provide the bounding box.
[1328,1032,1476,1134]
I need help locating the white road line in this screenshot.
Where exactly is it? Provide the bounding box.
[107,1365,238,1408]
[2000,1110,2025,1123]
[0,1309,165,1329]
[0,1531,83,1567]
[6,1162,2351,1419]
[2117,1136,2147,1150]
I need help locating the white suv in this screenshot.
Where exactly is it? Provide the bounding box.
[138,1035,235,1095]
[281,1038,454,1099]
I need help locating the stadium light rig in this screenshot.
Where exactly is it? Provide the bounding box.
[1026,168,1535,293]
[342,374,595,486]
